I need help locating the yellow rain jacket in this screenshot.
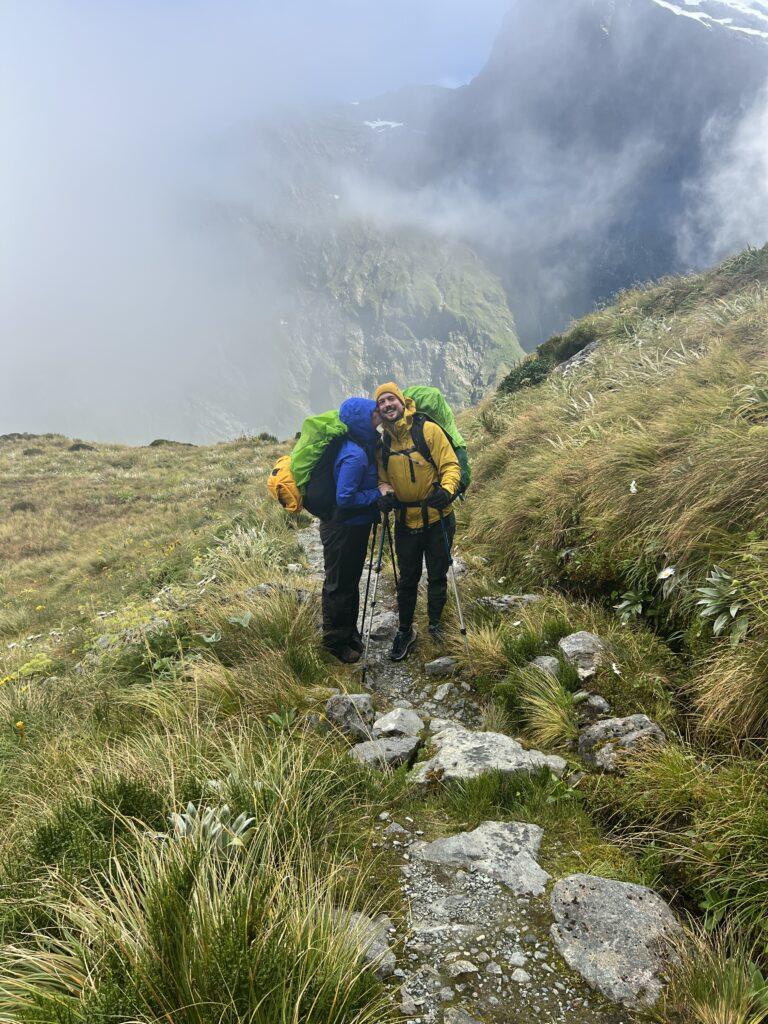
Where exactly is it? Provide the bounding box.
[377,397,461,530]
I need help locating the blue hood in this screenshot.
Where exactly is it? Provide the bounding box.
[339,398,379,447]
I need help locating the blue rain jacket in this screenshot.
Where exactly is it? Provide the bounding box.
[335,398,380,525]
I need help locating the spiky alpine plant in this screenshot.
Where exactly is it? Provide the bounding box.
[696,566,751,646]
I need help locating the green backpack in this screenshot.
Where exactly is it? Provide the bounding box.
[381,386,471,494]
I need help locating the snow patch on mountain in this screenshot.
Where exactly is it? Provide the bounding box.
[651,0,768,37]
[363,120,405,132]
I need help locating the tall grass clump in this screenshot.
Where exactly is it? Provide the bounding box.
[651,927,768,1024]
[0,828,393,1024]
[593,744,768,941]
[516,667,579,750]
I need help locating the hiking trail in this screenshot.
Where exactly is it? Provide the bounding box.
[299,523,667,1024]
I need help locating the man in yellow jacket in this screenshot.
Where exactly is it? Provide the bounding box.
[374,382,461,661]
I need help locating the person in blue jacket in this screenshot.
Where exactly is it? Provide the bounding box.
[320,397,382,663]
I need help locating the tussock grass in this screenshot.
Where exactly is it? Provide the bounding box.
[0,827,393,1024]
[458,247,768,974]
[0,435,401,1021]
[516,667,579,750]
[592,744,768,940]
[652,927,768,1024]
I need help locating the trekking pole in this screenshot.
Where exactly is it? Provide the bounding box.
[384,515,399,591]
[362,516,388,686]
[358,522,378,636]
[438,512,472,664]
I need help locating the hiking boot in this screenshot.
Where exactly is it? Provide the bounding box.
[390,627,417,662]
[325,645,361,665]
[428,622,445,646]
[349,632,364,654]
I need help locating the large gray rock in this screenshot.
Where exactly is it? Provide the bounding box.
[325,693,375,742]
[478,594,543,613]
[349,736,421,769]
[550,874,680,1008]
[579,715,666,771]
[336,911,396,979]
[530,655,560,678]
[558,631,605,679]
[410,722,566,783]
[373,708,424,738]
[412,821,550,896]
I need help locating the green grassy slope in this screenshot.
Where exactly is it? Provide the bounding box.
[448,247,768,1014]
[0,434,401,1023]
[1,247,767,1022]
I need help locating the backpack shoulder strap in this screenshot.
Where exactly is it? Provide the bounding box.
[381,431,392,471]
[411,413,437,469]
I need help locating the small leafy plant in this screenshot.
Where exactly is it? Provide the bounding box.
[156,802,256,851]
[696,566,750,645]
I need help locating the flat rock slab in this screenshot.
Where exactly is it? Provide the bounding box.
[350,736,421,769]
[579,715,666,771]
[326,693,375,742]
[550,873,680,1008]
[412,821,550,896]
[335,910,396,980]
[426,656,459,678]
[558,631,605,679]
[410,723,566,783]
[373,707,424,738]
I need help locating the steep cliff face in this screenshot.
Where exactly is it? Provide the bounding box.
[279,225,519,424]
[190,219,521,439]
[335,0,768,344]
[175,114,522,440]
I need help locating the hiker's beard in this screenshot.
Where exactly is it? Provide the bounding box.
[380,403,404,423]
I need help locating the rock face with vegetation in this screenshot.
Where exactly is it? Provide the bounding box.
[267,223,523,432]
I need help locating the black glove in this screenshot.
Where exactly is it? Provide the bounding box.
[426,486,453,510]
[377,492,401,513]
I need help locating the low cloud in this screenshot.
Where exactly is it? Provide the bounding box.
[678,85,768,266]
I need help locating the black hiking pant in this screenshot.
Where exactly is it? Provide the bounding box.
[319,518,373,654]
[394,512,455,631]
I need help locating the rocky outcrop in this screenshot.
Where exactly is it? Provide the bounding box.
[478,594,543,613]
[558,632,605,680]
[410,721,566,783]
[412,821,550,896]
[579,715,666,771]
[349,736,421,769]
[550,874,680,1008]
[553,341,600,376]
[373,708,424,738]
[325,693,375,742]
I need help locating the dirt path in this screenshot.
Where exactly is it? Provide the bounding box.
[300,523,629,1024]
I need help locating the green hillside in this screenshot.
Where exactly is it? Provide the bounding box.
[0,248,766,1023]
[451,245,768,1017]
